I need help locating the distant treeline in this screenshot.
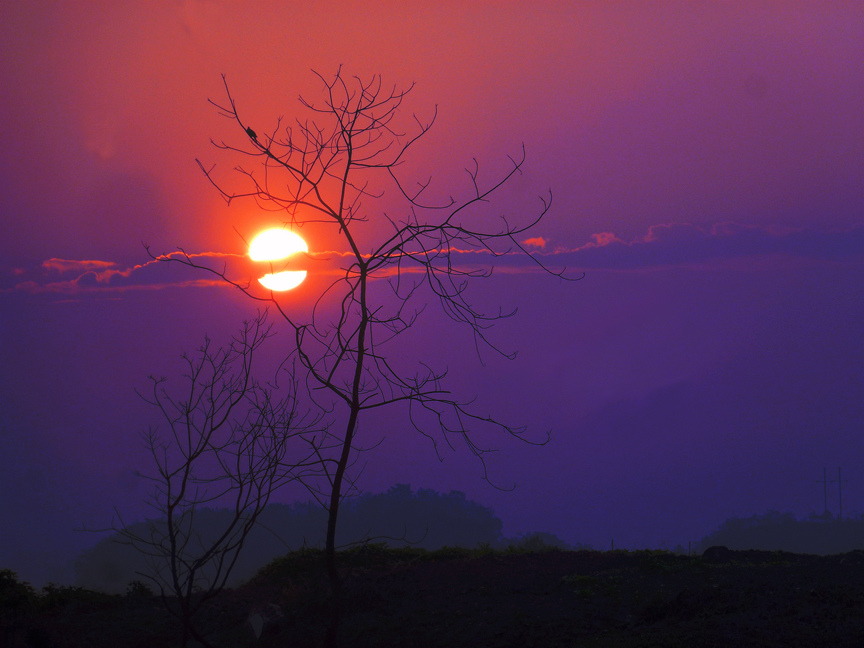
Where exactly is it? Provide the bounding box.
[689,510,864,556]
[74,484,579,594]
[75,487,864,594]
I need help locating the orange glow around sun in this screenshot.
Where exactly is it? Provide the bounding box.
[249,228,308,291]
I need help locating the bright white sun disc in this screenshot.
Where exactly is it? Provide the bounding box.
[249,229,308,261]
[259,271,307,291]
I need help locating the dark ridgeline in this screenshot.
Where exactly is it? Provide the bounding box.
[7,503,864,647]
[76,498,864,596]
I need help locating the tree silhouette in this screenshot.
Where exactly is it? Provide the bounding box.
[154,68,572,646]
[116,313,322,648]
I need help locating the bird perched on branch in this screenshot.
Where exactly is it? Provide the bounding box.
[246,127,257,140]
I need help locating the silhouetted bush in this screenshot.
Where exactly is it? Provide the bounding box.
[505,531,583,553]
[124,580,154,599]
[35,583,111,611]
[0,569,34,611]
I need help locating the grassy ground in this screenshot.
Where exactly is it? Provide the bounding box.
[4,545,864,647]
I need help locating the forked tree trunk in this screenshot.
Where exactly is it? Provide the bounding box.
[324,274,369,648]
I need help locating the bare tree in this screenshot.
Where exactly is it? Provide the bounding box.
[118,312,323,648]
[153,68,573,646]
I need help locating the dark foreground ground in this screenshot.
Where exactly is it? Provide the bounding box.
[4,546,864,647]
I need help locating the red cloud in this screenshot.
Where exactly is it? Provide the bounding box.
[522,237,547,249]
[584,232,624,248]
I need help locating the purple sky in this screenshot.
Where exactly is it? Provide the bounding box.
[1,2,862,585]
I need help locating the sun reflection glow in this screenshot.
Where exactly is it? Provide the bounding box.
[259,270,307,291]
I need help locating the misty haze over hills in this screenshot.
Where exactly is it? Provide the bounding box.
[73,485,577,594]
[69,485,864,595]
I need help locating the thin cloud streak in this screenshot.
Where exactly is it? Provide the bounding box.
[41,259,117,274]
[542,222,864,270]
[7,223,861,295]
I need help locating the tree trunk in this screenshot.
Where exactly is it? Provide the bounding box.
[324,402,362,648]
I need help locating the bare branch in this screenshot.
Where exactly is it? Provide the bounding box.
[119,312,325,646]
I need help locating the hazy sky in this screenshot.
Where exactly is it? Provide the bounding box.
[1,1,862,585]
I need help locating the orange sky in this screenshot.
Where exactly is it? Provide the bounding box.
[3,2,861,268]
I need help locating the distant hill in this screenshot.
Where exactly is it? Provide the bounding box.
[73,484,577,593]
[693,510,864,555]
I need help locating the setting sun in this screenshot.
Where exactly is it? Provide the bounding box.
[249,228,308,291]
[249,229,307,261]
